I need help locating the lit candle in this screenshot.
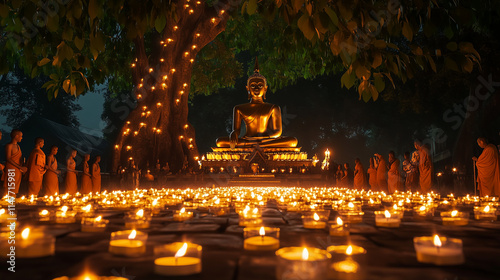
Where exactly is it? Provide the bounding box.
[302,211,329,229]
[414,235,464,265]
[474,205,497,221]
[275,247,330,280]
[125,209,151,229]
[329,217,349,236]
[173,207,194,222]
[109,230,147,257]
[441,210,469,226]
[7,227,56,258]
[154,242,202,276]
[331,245,360,275]
[81,215,109,232]
[374,210,402,228]
[244,226,280,251]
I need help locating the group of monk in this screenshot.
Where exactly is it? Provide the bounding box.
[1,129,101,197]
[335,140,435,194]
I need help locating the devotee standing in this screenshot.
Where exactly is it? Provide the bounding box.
[473,138,500,196]
[3,129,27,196]
[367,157,377,190]
[44,146,60,196]
[341,163,353,188]
[335,165,343,187]
[92,156,102,193]
[65,149,78,194]
[387,151,403,193]
[27,138,46,196]
[415,141,433,193]
[375,153,388,192]
[353,158,367,190]
[81,154,92,194]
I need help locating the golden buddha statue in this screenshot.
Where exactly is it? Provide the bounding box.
[216,59,298,149]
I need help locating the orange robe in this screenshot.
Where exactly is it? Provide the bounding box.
[376,158,388,192]
[353,162,367,190]
[388,159,403,194]
[43,155,59,196]
[418,146,433,193]
[92,162,101,193]
[65,158,77,195]
[27,147,46,196]
[81,161,92,194]
[2,145,23,194]
[367,167,377,190]
[476,144,500,196]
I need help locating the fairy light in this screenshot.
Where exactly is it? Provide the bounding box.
[139,122,146,128]
[160,58,164,62]
[183,83,188,88]
[179,136,184,140]
[149,68,153,73]
[156,129,162,134]
[151,86,155,90]
[137,94,142,99]
[126,121,131,124]
[173,26,178,30]
[184,4,189,8]
[189,9,194,14]
[114,145,119,149]
[161,83,167,89]
[220,10,225,14]
[171,69,176,73]
[190,59,194,63]
[184,51,189,57]
[146,111,151,116]
[134,131,138,136]
[142,106,147,110]
[184,124,189,129]
[131,63,136,67]
[196,33,201,37]
[211,18,216,23]
[167,38,173,43]
[126,146,132,151]
[138,83,143,88]
[180,90,184,95]
[156,102,162,107]
[192,45,197,50]
[176,99,180,104]
[163,75,168,80]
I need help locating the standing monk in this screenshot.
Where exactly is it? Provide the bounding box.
[353,158,367,190]
[375,153,388,192]
[92,156,101,193]
[415,141,433,193]
[44,146,60,196]
[3,130,27,196]
[367,157,377,190]
[27,138,46,196]
[65,149,78,195]
[387,151,403,193]
[81,154,92,194]
[473,138,500,196]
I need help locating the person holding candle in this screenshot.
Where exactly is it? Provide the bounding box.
[81,154,92,194]
[27,137,47,196]
[473,137,500,196]
[415,140,433,193]
[353,158,367,190]
[92,155,102,193]
[65,149,78,195]
[367,157,377,190]
[2,129,28,196]
[375,153,388,192]
[387,151,403,194]
[43,146,60,196]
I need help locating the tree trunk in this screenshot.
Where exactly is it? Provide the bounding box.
[112,0,231,173]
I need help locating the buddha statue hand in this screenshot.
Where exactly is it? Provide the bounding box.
[229,131,238,149]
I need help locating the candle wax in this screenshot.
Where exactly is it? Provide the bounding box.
[416,247,465,265]
[109,239,145,256]
[17,232,55,258]
[154,256,201,276]
[303,221,327,229]
[442,218,468,226]
[244,236,279,251]
[375,218,401,228]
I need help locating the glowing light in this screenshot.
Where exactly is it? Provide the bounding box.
[128,230,137,239]
[451,210,458,217]
[131,63,136,67]
[167,38,173,43]
[126,146,132,151]
[173,26,178,30]
[259,227,265,236]
[21,228,30,239]
[433,235,442,247]
[301,248,309,260]
[138,83,143,88]
[151,86,155,90]
[184,124,189,129]
[189,9,194,14]
[137,94,142,99]
[192,45,197,49]
[337,217,343,226]
[384,210,391,218]
[176,99,180,104]
[149,68,153,73]
[175,243,188,258]
[163,75,168,80]
[190,59,194,63]
[161,83,167,88]
[171,69,176,73]
[180,90,184,95]
[95,216,102,222]
[180,207,186,213]
[136,209,144,217]
[114,145,119,149]
[184,51,189,57]
[157,102,162,107]
[211,18,216,23]
[484,205,491,213]
[160,58,164,62]
[196,33,201,37]
[183,83,188,88]
[346,245,353,255]
[313,213,320,221]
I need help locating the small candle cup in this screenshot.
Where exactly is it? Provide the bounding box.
[124,209,152,229]
[173,208,194,222]
[37,209,53,222]
[440,211,469,226]
[238,207,262,227]
[154,242,202,276]
[326,245,366,262]
[337,210,364,224]
[413,205,435,220]
[276,247,331,280]
[55,209,77,224]
[413,236,464,265]
[0,228,55,258]
[109,230,148,257]
[243,227,280,251]
[302,210,330,229]
[374,211,402,228]
[328,221,350,237]
[81,216,109,232]
[473,206,497,221]
[209,205,231,216]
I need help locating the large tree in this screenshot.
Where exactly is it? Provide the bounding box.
[0,0,481,172]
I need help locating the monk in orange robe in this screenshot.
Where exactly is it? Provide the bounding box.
[65,149,78,195]
[387,151,403,193]
[415,141,433,193]
[473,138,500,196]
[27,138,46,196]
[367,157,377,190]
[2,130,27,196]
[92,156,102,193]
[375,153,388,192]
[43,146,60,196]
[353,158,367,190]
[81,154,92,194]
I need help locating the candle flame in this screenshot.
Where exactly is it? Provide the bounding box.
[84,277,91,280]
[313,213,320,221]
[83,204,91,212]
[433,235,442,247]
[0,209,5,215]
[346,245,353,255]
[451,210,458,217]
[21,228,30,239]
[95,216,102,222]
[40,209,49,215]
[128,230,137,239]
[337,217,343,226]
[136,209,144,217]
[484,205,490,213]
[253,208,258,214]
[419,205,426,211]
[393,204,398,210]
[348,202,354,208]
[259,226,265,236]
[301,248,309,260]
[384,210,391,218]
[61,206,68,212]
[180,207,186,213]
[175,243,188,258]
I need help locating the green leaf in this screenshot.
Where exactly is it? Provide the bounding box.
[374,74,385,93]
[89,0,98,22]
[297,14,315,40]
[340,69,355,89]
[37,58,51,66]
[63,79,71,93]
[293,0,305,13]
[402,21,413,41]
[47,14,59,32]
[247,0,258,15]
[62,26,74,41]
[155,15,166,33]
[74,37,84,50]
[372,52,382,68]
[324,7,338,26]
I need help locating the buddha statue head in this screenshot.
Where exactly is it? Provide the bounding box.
[246,58,268,101]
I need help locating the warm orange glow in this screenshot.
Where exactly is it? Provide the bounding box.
[138,83,143,88]
[156,129,161,134]
[171,69,176,73]
[451,210,458,217]
[179,136,184,140]
[160,58,164,62]
[189,144,194,149]
[139,122,146,127]
[313,213,320,221]
[180,207,186,213]
[180,90,184,95]
[184,124,189,129]
[346,245,353,255]
[173,26,178,30]
[337,217,343,226]
[133,131,138,136]
[184,4,189,8]
[21,228,30,239]
[175,99,180,104]
[301,248,309,260]
[433,235,442,247]
[161,83,167,88]
[167,38,173,43]
[259,227,265,236]
[196,33,201,37]
[128,230,137,239]
[184,51,189,57]
[190,59,194,63]
[126,146,132,151]
[127,121,131,124]
[149,68,153,73]
[151,86,155,90]
[211,18,216,23]
[131,63,136,67]
[484,205,491,213]
[114,145,119,149]
[95,216,102,222]
[175,243,188,258]
[163,75,168,80]
[189,9,194,14]
[220,10,225,14]
[384,210,391,218]
[192,45,197,49]
[452,167,457,172]
[137,94,142,99]
[128,157,133,161]
[156,102,162,107]
[136,209,144,217]
[183,83,188,88]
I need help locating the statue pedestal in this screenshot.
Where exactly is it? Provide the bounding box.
[201,146,312,174]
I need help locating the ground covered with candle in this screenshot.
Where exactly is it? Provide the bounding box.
[1,187,499,280]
